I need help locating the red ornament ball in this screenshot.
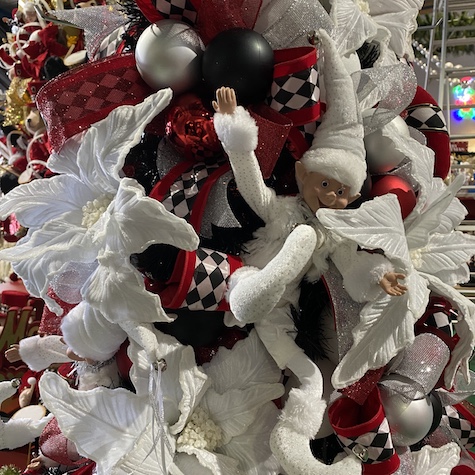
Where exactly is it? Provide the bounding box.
[166,93,223,161]
[370,175,416,219]
[116,340,132,382]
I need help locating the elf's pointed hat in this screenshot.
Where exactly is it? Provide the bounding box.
[300,30,366,197]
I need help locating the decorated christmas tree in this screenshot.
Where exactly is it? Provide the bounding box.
[1,1,475,474]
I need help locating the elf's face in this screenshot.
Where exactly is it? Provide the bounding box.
[295,162,357,214]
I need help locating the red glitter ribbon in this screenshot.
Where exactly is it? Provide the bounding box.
[135,0,261,45]
[36,54,153,152]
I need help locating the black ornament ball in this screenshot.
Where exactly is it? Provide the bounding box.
[202,28,274,106]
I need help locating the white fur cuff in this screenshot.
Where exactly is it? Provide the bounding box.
[19,335,71,372]
[213,106,258,152]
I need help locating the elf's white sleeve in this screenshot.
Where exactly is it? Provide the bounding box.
[330,241,394,303]
[19,335,72,372]
[214,106,277,224]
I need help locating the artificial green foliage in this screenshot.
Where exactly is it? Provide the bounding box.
[0,465,22,475]
[415,11,475,55]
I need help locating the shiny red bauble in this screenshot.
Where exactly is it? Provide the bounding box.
[370,175,417,219]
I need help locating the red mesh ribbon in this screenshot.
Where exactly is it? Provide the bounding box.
[135,0,261,45]
[40,417,89,466]
[249,103,293,179]
[38,288,78,336]
[196,0,262,44]
[36,54,153,152]
[135,0,202,25]
[340,368,386,405]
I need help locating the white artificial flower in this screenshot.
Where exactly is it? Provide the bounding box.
[39,329,284,475]
[0,89,199,325]
[318,175,475,390]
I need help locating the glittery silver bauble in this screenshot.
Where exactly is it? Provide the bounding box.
[135,20,204,94]
[364,113,410,174]
[379,376,434,447]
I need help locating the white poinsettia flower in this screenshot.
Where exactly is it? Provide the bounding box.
[318,180,475,390]
[39,329,284,475]
[412,442,460,475]
[0,88,199,319]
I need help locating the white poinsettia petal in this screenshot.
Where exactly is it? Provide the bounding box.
[128,331,181,397]
[332,272,430,389]
[412,442,460,475]
[407,141,436,204]
[317,194,411,271]
[405,175,464,250]
[220,402,281,475]
[433,266,470,287]
[177,445,241,475]
[83,259,171,324]
[1,220,96,314]
[171,345,210,435]
[417,232,475,279]
[203,330,282,394]
[48,132,84,177]
[39,372,150,475]
[201,384,284,442]
[127,332,208,430]
[103,178,199,255]
[331,0,379,55]
[77,89,173,194]
[175,453,213,475]
[435,195,468,234]
[0,213,94,262]
[406,272,431,318]
[0,175,96,228]
[61,302,127,362]
[112,421,177,475]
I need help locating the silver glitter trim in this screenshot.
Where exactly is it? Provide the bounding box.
[323,261,364,362]
[394,446,415,475]
[256,0,334,50]
[156,138,186,179]
[385,333,450,397]
[200,170,241,239]
[52,5,128,59]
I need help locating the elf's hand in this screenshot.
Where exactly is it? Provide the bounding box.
[379,272,407,297]
[5,344,21,363]
[212,87,237,115]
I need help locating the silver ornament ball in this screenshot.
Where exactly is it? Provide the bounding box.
[363,112,410,174]
[380,379,433,447]
[135,20,204,94]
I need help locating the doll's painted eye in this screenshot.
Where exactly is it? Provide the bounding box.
[321,181,329,188]
[337,188,345,195]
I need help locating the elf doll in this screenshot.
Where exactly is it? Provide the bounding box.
[212,30,407,457]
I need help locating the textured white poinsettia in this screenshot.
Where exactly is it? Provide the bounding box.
[318,182,475,389]
[39,330,284,475]
[412,442,460,475]
[0,88,199,320]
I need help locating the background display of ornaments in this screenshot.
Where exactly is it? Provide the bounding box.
[1,1,475,475]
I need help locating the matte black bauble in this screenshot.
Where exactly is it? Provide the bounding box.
[202,28,274,106]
